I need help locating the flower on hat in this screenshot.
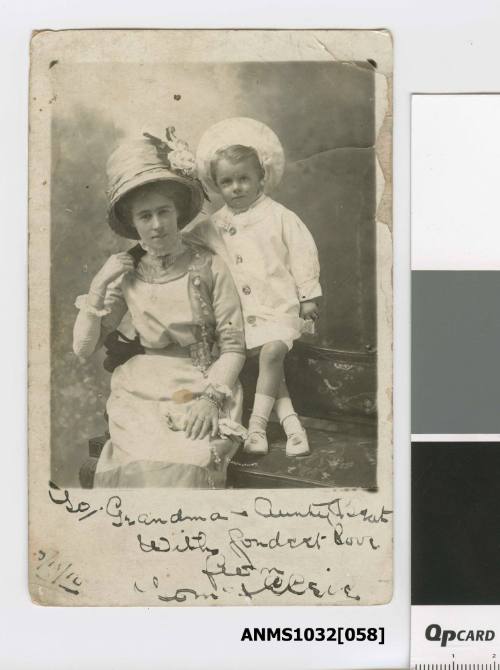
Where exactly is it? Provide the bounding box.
[165,126,197,177]
[168,148,196,176]
[143,127,197,178]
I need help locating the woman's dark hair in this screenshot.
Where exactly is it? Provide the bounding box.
[115,180,192,233]
[209,144,265,185]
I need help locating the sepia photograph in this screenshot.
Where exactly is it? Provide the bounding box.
[52,55,381,492]
[29,29,392,606]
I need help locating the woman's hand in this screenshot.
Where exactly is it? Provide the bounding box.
[300,300,320,321]
[91,252,135,293]
[183,398,219,440]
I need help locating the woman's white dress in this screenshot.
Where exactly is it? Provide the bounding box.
[75,246,246,488]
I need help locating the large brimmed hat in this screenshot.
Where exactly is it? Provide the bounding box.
[107,128,205,239]
[196,117,285,195]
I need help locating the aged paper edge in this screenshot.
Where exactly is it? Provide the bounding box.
[28,29,393,606]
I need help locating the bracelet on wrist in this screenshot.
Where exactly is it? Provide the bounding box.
[199,391,223,411]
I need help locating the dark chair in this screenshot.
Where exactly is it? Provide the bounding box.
[226,341,377,489]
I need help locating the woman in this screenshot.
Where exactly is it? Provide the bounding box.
[73,129,246,488]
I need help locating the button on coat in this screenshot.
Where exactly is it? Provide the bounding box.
[183,195,322,349]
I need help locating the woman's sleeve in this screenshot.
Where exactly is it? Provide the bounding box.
[73,280,128,359]
[281,208,322,302]
[206,255,246,392]
[210,255,246,354]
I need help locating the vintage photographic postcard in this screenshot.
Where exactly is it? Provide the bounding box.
[28,29,393,606]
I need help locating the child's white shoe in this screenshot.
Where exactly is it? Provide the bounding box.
[244,431,269,455]
[285,430,310,457]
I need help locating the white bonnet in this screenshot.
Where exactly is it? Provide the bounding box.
[196,117,285,194]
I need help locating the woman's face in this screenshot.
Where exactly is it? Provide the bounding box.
[130,187,179,253]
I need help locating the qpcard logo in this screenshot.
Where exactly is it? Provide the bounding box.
[425,624,495,647]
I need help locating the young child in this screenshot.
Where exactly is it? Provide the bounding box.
[185,118,321,456]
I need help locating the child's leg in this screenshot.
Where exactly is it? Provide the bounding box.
[256,341,289,398]
[274,379,310,457]
[274,379,303,435]
[244,341,288,454]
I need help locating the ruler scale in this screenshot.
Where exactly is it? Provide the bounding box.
[411,95,500,669]
[413,666,500,670]
[414,666,500,670]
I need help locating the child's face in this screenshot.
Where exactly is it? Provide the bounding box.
[214,158,264,211]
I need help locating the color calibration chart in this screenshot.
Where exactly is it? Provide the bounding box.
[411,95,500,668]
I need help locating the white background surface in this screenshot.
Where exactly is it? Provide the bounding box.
[412,95,500,270]
[412,606,500,665]
[2,1,500,668]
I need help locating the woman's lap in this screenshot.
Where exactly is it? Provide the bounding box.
[95,354,242,487]
[94,460,221,488]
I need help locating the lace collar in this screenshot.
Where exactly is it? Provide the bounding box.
[135,241,191,284]
[138,238,184,259]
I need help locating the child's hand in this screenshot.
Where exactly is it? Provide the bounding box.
[300,300,319,321]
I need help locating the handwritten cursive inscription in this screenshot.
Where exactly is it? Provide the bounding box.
[134,559,361,603]
[47,482,392,604]
[254,496,392,526]
[34,548,83,596]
